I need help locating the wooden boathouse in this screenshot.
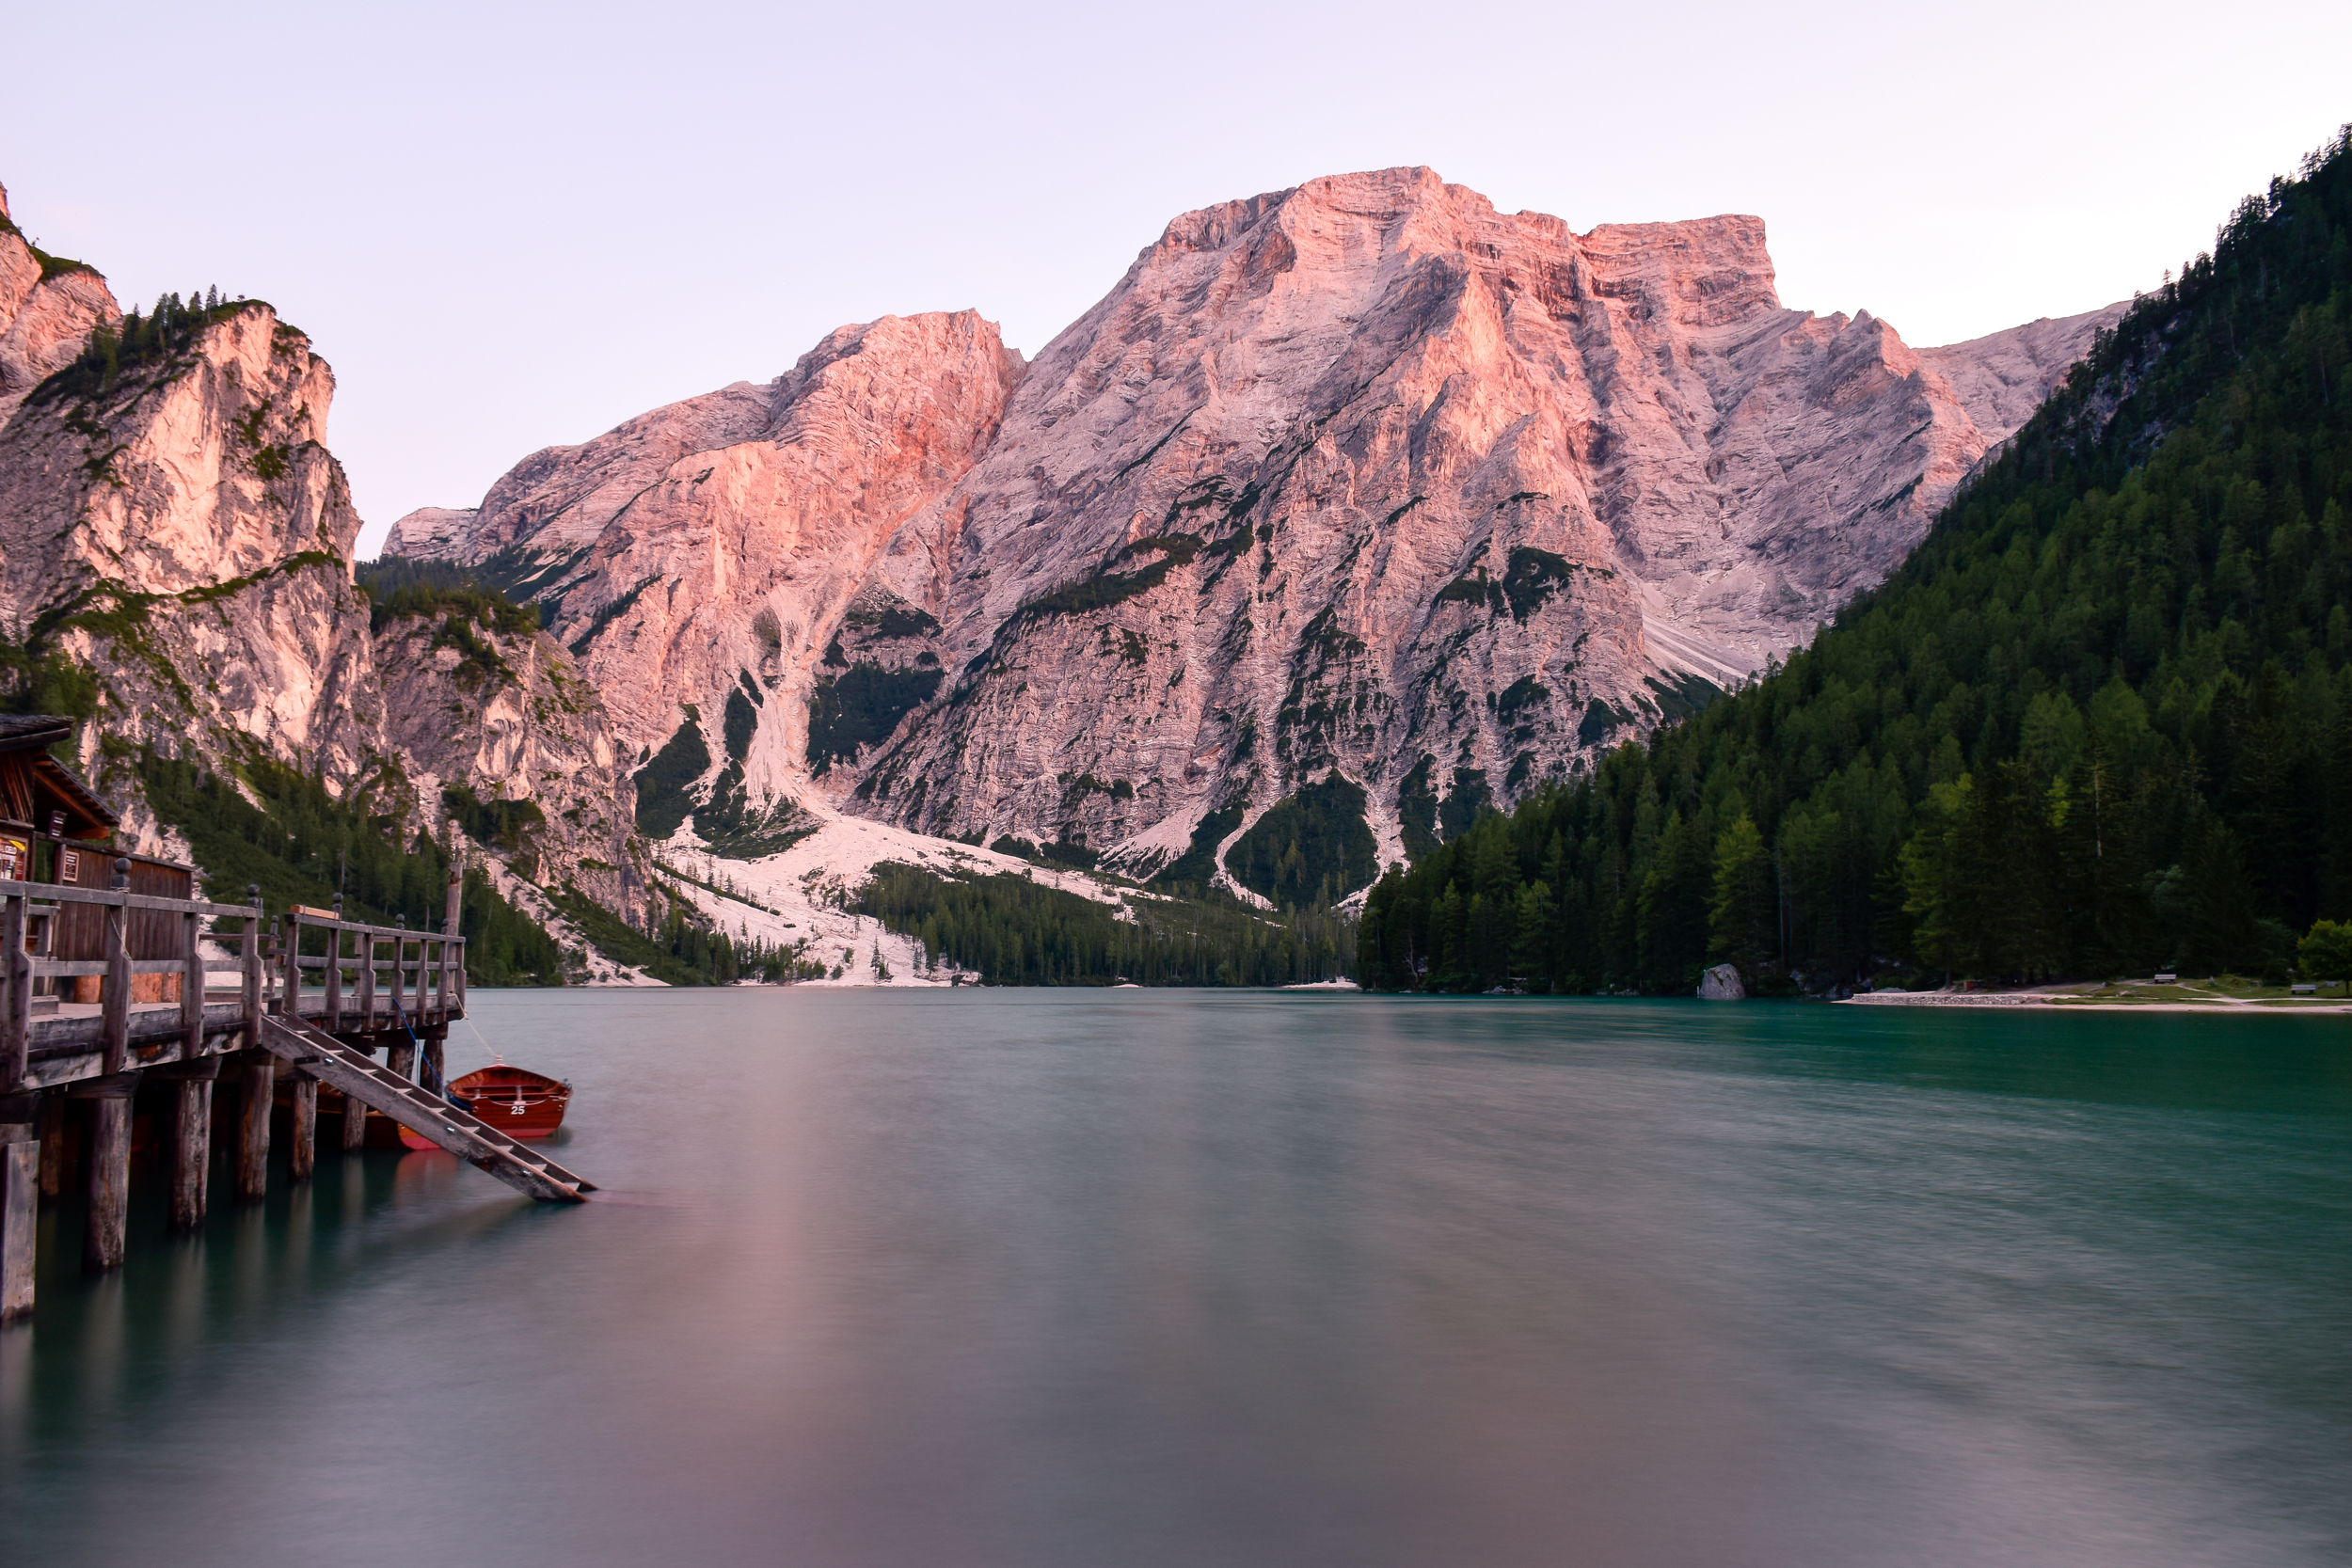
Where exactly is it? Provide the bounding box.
[0,716,591,1325]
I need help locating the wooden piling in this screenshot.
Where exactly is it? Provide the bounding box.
[78,1073,138,1272]
[37,1093,63,1201]
[1,1094,38,1323]
[236,1054,273,1202]
[171,1075,214,1229]
[341,1082,369,1150]
[289,1074,317,1183]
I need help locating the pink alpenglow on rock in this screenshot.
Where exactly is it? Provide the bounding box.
[393,167,2123,899]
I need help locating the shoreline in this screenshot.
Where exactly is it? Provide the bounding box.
[1841,987,2352,1015]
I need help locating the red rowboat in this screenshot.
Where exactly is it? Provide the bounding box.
[398,1063,573,1149]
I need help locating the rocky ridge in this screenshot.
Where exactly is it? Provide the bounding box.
[0,182,119,431]
[397,167,2122,899]
[0,192,644,930]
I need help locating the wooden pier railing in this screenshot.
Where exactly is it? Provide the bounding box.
[0,872,467,1094]
[1,863,502,1326]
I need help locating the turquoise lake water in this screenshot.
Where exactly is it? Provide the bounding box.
[3,990,2347,1566]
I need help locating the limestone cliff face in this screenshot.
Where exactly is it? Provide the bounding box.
[0,184,119,431]
[396,167,2122,892]
[371,607,640,913]
[0,188,641,912]
[387,312,1025,843]
[0,296,383,786]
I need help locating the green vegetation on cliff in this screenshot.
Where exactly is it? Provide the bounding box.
[138,752,567,987]
[29,288,258,409]
[1361,129,2352,993]
[357,557,546,639]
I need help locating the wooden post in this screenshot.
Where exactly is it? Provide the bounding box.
[241,888,262,1034]
[1,1094,38,1323]
[102,862,131,1077]
[358,927,376,1028]
[157,1057,219,1231]
[180,908,203,1061]
[340,1081,368,1150]
[236,1054,272,1202]
[390,915,405,1020]
[387,1030,416,1084]
[1,892,25,1093]
[325,917,342,1032]
[79,1072,138,1272]
[442,870,461,1016]
[288,1073,317,1183]
[281,911,300,1022]
[423,1026,446,1090]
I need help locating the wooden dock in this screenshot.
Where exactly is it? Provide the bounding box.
[1,864,592,1324]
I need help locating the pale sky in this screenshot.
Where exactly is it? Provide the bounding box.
[5,1,2345,558]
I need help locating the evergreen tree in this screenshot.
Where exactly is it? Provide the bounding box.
[1359,128,2352,995]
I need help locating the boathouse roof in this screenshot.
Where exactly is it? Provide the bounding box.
[0,714,117,839]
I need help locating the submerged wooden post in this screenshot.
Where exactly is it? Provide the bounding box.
[79,1072,138,1271]
[1,1094,38,1323]
[340,1084,368,1150]
[167,1064,216,1230]
[37,1094,64,1201]
[102,861,131,1077]
[236,1055,272,1202]
[288,1073,317,1183]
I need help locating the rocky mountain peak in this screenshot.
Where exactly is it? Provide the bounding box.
[391,168,2125,903]
[0,178,649,938]
[0,204,119,431]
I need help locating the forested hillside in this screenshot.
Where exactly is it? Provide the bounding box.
[857,864,1354,986]
[1361,130,2352,993]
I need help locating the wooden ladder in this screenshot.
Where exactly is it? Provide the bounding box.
[256,1014,596,1202]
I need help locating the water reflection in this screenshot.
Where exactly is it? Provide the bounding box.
[2,992,2348,1567]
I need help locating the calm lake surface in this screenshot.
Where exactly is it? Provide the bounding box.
[2,991,2347,1566]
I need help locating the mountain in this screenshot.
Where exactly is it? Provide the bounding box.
[0,201,646,949]
[392,311,1024,857]
[391,168,2119,904]
[1358,129,2352,992]
[0,183,117,430]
